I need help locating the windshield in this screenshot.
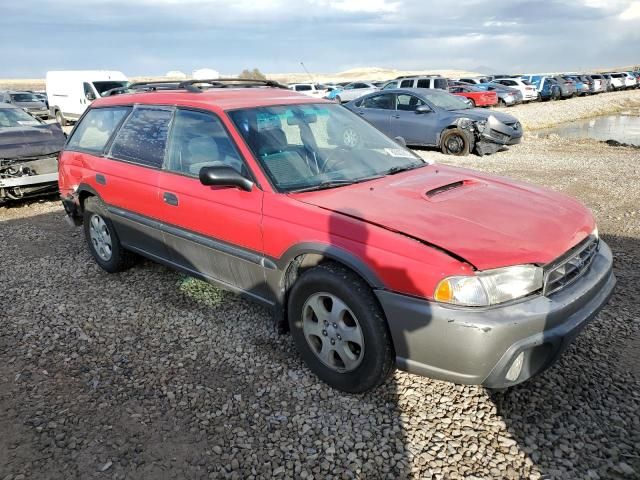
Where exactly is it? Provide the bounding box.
[229,103,426,192]
[10,93,40,103]
[0,107,40,127]
[421,90,472,111]
[92,81,129,97]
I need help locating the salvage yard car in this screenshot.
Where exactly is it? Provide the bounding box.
[0,90,50,119]
[346,88,522,155]
[0,103,65,203]
[448,84,498,108]
[58,79,615,393]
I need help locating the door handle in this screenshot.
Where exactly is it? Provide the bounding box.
[163,192,179,206]
[357,111,365,115]
[392,115,400,119]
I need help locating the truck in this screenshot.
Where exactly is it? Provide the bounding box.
[45,70,128,125]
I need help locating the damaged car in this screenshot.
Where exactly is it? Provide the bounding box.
[0,103,66,204]
[345,88,522,156]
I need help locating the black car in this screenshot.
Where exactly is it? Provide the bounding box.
[345,88,522,156]
[0,103,65,203]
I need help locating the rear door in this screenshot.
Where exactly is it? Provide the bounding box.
[157,108,269,301]
[102,105,174,259]
[352,93,395,134]
[391,93,439,145]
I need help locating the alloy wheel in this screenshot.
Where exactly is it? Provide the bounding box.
[302,292,365,373]
[89,214,113,261]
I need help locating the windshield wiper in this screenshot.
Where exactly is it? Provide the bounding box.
[289,179,357,193]
[385,163,424,175]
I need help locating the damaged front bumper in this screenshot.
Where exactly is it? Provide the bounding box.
[0,155,59,202]
[474,116,523,156]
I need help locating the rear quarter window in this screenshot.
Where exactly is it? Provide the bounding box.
[66,107,131,154]
[109,107,173,168]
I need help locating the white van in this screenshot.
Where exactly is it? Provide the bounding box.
[46,71,128,125]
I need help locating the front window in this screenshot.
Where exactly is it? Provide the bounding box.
[92,81,129,97]
[229,104,426,192]
[10,93,40,102]
[421,90,472,111]
[0,107,40,127]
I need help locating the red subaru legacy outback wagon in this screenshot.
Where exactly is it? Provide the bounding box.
[59,79,615,393]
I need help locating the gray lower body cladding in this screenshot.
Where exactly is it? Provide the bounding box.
[375,240,615,388]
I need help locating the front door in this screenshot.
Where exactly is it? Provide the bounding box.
[391,93,439,146]
[157,108,270,302]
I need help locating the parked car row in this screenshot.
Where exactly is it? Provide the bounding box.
[286,69,640,111]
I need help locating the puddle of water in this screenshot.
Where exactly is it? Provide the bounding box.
[539,112,640,145]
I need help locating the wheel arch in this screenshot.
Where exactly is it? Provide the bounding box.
[273,244,386,333]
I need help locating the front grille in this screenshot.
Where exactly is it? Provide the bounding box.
[543,235,599,296]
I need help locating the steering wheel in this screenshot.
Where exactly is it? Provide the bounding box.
[321,148,350,173]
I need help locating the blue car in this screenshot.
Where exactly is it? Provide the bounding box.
[522,75,562,101]
[563,76,588,96]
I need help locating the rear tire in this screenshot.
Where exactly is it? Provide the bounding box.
[440,128,470,156]
[498,99,506,107]
[55,109,67,126]
[83,196,136,273]
[288,263,395,393]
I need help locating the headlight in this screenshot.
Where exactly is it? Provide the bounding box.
[434,264,543,306]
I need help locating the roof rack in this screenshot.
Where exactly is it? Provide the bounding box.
[178,78,289,92]
[103,78,288,96]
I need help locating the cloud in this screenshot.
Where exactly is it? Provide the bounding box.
[620,1,640,19]
[0,0,637,77]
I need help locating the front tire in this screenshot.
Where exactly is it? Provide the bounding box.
[440,128,470,156]
[83,196,136,273]
[288,263,395,393]
[335,96,342,104]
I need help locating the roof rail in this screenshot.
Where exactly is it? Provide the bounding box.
[178,78,289,92]
[103,80,181,97]
[102,78,288,96]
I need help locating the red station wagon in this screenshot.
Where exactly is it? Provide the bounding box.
[59,79,615,393]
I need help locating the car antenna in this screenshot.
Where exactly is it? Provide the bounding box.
[300,61,316,84]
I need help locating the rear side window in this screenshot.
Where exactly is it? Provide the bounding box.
[66,107,131,154]
[109,107,173,168]
[295,85,312,91]
[363,94,394,110]
[434,78,448,89]
[416,79,429,88]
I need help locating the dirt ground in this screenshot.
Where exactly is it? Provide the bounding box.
[1,120,639,478]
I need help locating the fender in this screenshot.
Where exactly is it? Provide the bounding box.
[276,242,385,290]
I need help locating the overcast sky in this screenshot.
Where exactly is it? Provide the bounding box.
[1,0,639,77]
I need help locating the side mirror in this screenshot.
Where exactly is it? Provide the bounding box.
[85,91,96,101]
[199,166,253,192]
[415,105,432,114]
[394,136,407,146]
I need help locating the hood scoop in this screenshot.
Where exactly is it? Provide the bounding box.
[424,179,484,201]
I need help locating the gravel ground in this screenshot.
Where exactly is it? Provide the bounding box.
[1,119,639,479]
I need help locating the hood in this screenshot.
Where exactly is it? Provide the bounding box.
[293,165,594,270]
[0,124,66,160]
[448,108,517,124]
[15,101,47,110]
